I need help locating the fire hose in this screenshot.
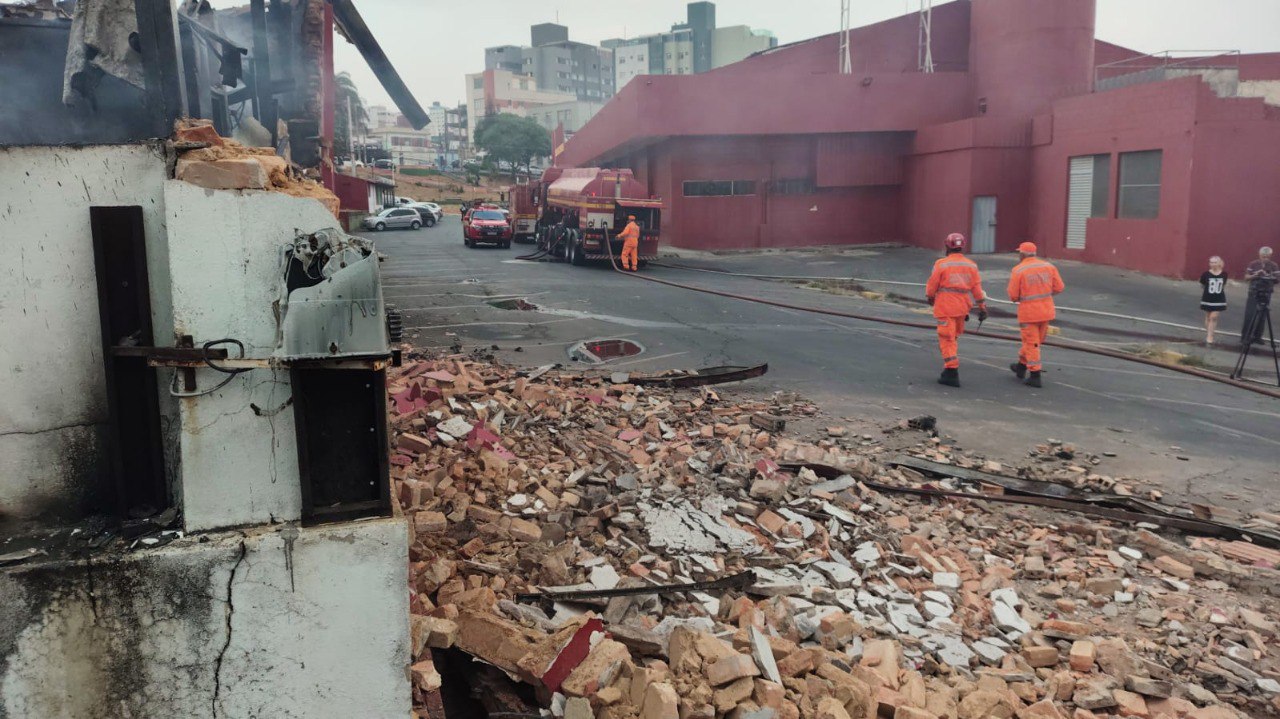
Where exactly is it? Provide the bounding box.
[515,226,569,262]
[581,241,1280,400]
[650,260,1239,339]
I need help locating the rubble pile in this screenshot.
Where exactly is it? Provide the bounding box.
[170,119,340,215]
[389,355,1280,719]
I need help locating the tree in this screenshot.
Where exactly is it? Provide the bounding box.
[474,113,552,179]
[334,71,369,161]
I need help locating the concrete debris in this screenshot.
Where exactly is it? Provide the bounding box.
[389,354,1278,719]
[171,120,340,215]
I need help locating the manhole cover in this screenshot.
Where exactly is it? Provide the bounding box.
[488,298,539,311]
[568,338,644,364]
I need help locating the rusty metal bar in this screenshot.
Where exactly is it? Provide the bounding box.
[629,363,769,388]
[782,461,1280,548]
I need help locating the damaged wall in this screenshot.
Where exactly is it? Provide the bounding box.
[160,181,331,531]
[0,144,176,532]
[0,518,410,719]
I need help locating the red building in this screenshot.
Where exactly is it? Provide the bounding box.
[557,0,1280,279]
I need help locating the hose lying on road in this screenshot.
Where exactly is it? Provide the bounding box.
[576,247,1280,400]
[651,261,1239,339]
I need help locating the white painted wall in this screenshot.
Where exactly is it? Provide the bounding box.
[162,181,355,531]
[0,144,174,528]
[0,518,411,718]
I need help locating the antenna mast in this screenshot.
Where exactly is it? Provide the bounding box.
[839,0,852,74]
[918,0,935,73]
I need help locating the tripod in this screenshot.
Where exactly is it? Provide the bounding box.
[1230,290,1280,386]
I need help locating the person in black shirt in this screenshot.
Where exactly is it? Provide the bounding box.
[1199,256,1227,345]
[1242,246,1279,345]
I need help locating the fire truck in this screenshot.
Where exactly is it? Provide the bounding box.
[518,167,662,265]
[508,181,539,243]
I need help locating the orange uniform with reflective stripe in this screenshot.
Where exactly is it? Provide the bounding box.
[926,254,986,318]
[1008,257,1065,372]
[618,220,640,271]
[925,253,986,369]
[1007,257,1064,323]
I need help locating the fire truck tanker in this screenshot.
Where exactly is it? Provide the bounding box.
[510,167,662,265]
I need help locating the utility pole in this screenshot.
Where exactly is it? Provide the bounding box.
[839,0,852,75]
[345,93,355,164]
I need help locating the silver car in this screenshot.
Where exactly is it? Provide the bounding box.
[362,207,422,231]
[404,202,442,226]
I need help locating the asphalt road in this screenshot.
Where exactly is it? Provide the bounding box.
[368,216,1279,509]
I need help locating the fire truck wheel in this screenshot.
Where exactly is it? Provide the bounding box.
[464,237,473,248]
[568,233,585,266]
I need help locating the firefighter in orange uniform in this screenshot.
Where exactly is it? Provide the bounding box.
[926,233,988,387]
[617,214,641,271]
[1007,242,1065,388]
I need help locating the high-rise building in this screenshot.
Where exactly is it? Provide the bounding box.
[464,69,577,147]
[602,2,776,90]
[484,24,615,103]
[366,104,395,130]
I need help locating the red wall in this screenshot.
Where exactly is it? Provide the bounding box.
[706,0,970,78]
[969,0,1096,118]
[333,173,371,211]
[646,135,905,250]
[1030,78,1202,277]
[558,71,973,168]
[1186,93,1280,280]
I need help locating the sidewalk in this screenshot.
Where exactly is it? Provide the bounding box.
[659,244,1276,377]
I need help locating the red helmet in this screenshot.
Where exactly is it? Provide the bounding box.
[945,233,966,250]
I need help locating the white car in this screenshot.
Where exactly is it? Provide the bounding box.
[403,202,442,227]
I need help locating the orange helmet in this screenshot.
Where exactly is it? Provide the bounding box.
[945,233,966,250]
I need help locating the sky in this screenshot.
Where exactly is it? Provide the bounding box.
[331,0,1280,111]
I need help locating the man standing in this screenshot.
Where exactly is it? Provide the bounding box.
[1241,246,1278,345]
[1007,242,1065,388]
[925,233,988,387]
[617,214,641,272]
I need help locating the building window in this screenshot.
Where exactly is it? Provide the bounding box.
[1118,150,1162,219]
[472,78,483,89]
[774,178,814,195]
[683,180,756,197]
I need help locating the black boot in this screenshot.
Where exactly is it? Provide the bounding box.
[1010,362,1027,379]
[938,368,960,387]
[1025,371,1042,388]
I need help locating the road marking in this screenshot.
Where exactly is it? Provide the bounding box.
[381,291,544,300]
[1193,419,1280,447]
[404,318,580,331]
[382,274,502,283]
